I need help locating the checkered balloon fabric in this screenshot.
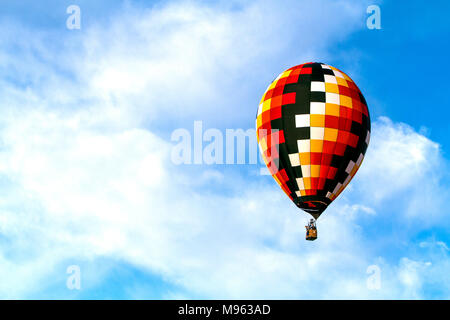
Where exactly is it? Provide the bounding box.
[256,62,370,219]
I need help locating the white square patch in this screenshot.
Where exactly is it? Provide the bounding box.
[296,178,305,190]
[295,114,310,128]
[333,70,345,78]
[301,165,311,178]
[324,74,337,84]
[365,130,371,145]
[289,153,301,167]
[310,102,325,114]
[345,160,356,174]
[297,140,310,153]
[311,81,325,92]
[311,127,325,140]
[326,92,340,104]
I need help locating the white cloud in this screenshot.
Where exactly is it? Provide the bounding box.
[358,117,440,200]
[0,0,448,299]
[1,0,369,128]
[342,117,449,229]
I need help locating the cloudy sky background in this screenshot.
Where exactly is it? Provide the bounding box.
[0,0,449,299]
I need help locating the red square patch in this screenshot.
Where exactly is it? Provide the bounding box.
[282,92,296,105]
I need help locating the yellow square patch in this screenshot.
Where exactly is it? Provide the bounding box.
[340,95,353,108]
[299,152,310,165]
[311,165,321,177]
[324,128,338,142]
[279,70,292,79]
[310,114,325,127]
[325,103,340,117]
[310,139,323,153]
[336,77,348,87]
[267,81,277,91]
[262,99,271,113]
[303,177,311,189]
[325,83,339,94]
[257,115,262,129]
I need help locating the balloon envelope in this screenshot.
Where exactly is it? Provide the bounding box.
[256,62,370,219]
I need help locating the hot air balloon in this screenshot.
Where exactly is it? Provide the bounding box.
[256,62,370,240]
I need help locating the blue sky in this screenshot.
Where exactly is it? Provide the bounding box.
[0,0,449,299]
